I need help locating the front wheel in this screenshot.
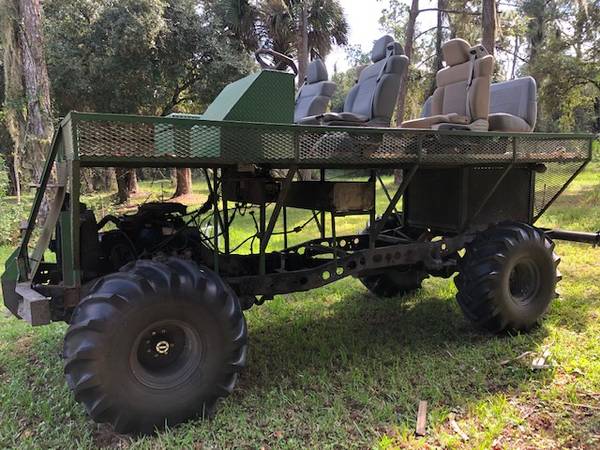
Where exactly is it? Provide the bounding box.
[63,258,248,434]
[455,222,560,333]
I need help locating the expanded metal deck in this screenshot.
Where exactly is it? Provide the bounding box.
[56,112,594,219]
[62,112,593,167]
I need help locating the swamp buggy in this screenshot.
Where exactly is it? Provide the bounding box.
[1,51,599,434]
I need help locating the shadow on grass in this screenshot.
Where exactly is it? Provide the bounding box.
[239,287,552,420]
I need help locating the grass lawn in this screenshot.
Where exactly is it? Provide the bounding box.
[0,160,598,449]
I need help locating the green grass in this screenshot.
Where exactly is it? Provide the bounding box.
[0,163,599,449]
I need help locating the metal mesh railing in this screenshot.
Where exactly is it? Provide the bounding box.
[71,113,592,166]
[533,160,587,218]
[68,113,593,217]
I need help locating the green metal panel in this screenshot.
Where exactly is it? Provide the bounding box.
[63,160,81,288]
[2,248,20,283]
[210,71,295,161]
[155,113,221,158]
[0,248,21,316]
[203,71,295,123]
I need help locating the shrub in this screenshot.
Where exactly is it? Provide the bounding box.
[0,155,22,246]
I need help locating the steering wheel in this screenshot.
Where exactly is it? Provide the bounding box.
[255,48,298,75]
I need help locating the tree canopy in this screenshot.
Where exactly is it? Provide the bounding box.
[44,0,255,116]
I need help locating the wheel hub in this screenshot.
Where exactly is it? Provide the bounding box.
[509,258,541,305]
[131,320,202,389]
[155,340,170,355]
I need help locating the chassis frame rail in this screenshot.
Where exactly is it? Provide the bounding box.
[2,111,595,325]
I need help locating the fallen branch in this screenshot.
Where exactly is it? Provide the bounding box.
[448,413,469,441]
[531,349,552,370]
[415,400,428,436]
[500,351,534,366]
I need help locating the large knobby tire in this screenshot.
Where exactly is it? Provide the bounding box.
[359,214,428,298]
[455,222,560,333]
[63,258,248,434]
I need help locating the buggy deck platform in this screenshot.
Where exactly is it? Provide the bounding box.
[62,112,593,168]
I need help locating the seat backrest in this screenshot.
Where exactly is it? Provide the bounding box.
[343,35,409,126]
[489,77,537,129]
[294,59,336,122]
[427,38,493,124]
[423,76,538,129]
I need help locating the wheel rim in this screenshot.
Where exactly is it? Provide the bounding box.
[130,319,203,389]
[508,257,541,305]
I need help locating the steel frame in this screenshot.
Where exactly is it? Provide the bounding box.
[7,112,595,316]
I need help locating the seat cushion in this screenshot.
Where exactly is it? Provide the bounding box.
[323,112,369,123]
[401,113,469,129]
[488,113,533,132]
[296,112,369,126]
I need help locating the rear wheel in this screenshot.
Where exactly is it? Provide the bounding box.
[63,258,247,434]
[360,267,428,298]
[359,214,428,298]
[455,222,560,333]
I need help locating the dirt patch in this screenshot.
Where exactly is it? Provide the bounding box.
[93,425,131,449]
[168,193,207,205]
[495,393,600,449]
[14,335,34,355]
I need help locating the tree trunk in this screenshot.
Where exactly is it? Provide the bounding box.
[393,0,419,184]
[2,0,54,205]
[296,3,309,88]
[510,35,520,79]
[482,0,497,56]
[297,5,312,182]
[127,169,138,194]
[115,168,137,204]
[593,97,600,134]
[173,168,193,197]
[396,0,419,125]
[526,2,546,127]
[427,0,447,98]
[2,0,27,203]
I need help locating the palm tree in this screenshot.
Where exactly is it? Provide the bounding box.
[219,0,348,83]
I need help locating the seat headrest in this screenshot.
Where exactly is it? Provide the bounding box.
[306,59,329,84]
[442,38,471,66]
[371,35,395,62]
[389,41,404,56]
[469,44,489,59]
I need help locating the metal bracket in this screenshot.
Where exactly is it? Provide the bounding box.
[15,283,51,326]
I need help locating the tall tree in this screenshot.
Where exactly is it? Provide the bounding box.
[44,0,254,202]
[379,0,420,123]
[1,0,54,202]
[221,0,348,83]
[482,0,497,55]
[427,0,448,97]
[398,0,420,124]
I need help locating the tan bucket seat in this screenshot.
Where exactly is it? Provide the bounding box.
[402,38,494,131]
